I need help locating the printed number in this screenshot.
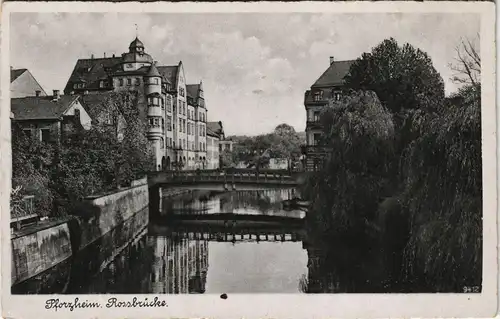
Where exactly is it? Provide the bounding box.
[463,286,480,293]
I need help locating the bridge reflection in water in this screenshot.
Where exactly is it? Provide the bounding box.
[66,188,311,294]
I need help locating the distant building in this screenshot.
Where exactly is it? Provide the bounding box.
[303,56,354,171]
[206,127,220,169]
[63,37,208,171]
[10,68,47,98]
[11,90,91,143]
[206,121,233,169]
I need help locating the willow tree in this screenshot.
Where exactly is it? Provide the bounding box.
[306,90,395,239]
[401,83,482,291]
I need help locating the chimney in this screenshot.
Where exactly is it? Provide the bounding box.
[330,56,335,65]
[53,90,60,100]
[104,52,106,58]
[91,54,94,59]
[35,90,41,97]
[112,53,115,58]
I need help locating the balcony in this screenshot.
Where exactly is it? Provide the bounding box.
[301,145,331,155]
[306,120,322,129]
[11,195,38,228]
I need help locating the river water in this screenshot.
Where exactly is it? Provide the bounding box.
[69,188,310,294]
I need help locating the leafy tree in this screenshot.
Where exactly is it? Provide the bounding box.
[305,90,395,238]
[11,123,54,216]
[401,83,481,291]
[51,91,154,213]
[344,38,445,116]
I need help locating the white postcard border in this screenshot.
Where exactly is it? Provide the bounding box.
[0,2,497,319]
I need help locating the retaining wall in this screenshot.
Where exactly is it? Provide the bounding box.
[11,179,150,290]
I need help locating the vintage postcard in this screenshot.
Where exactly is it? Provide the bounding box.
[0,1,497,319]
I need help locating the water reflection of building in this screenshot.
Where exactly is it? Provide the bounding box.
[150,236,208,294]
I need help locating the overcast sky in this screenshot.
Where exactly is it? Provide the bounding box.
[11,13,479,136]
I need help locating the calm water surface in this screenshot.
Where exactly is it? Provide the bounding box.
[72,188,309,294]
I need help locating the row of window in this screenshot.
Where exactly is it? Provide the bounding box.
[148,117,164,129]
[313,90,342,102]
[23,128,51,143]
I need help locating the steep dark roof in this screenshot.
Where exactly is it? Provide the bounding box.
[146,64,161,78]
[186,84,200,98]
[311,60,355,88]
[206,126,219,138]
[10,68,27,83]
[207,121,224,139]
[129,37,144,50]
[157,65,178,87]
[11,95,79,120]
[64,57,122,93]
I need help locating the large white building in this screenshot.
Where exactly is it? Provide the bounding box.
[63,37,209,170]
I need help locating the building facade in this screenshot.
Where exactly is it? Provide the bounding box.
[206,133,220,169]
[11,90,91,143]
[303,56,354,171]
[10,68,47,99]
[63,37,209,170]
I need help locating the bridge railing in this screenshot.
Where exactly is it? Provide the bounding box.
[150,168,298,185]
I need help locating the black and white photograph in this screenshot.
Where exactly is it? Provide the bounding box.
[1,2,496,318]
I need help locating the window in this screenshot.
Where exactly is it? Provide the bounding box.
[74,109,80,118]
[99,81,105,88]
[178,100,182,113]
[183,139,186,149]
[167,116,172,131]
[161,118,165,130]
[160,137,164,149]
[314,91,322,102]
[179,88,185,97]
[153,118,160,127]
[119,79,124,86]
[155,78,159,85]
[179,119,182,132]
[161,99,164,110]
[313,133,321,146]
[313,111,320,122]
[199,142,202,151]
[187,122,190,135]
[40,129,51,142]
[166,96,172,112]
[179,139,182,148]
[335,92,341,101]
[126,78,131,86]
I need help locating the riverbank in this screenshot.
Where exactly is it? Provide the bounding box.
[11,179,150,291]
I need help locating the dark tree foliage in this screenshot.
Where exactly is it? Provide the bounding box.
[228,123,304,167]
[402,84,482,291]
[305,90,395,239]
[50,91,154,214]
[11,122,55,216]
[344,38,445,117]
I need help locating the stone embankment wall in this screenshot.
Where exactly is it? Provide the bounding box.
[11,179,149,288]
[11,219,72,286]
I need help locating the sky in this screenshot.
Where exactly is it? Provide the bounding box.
[10,12,480,136]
